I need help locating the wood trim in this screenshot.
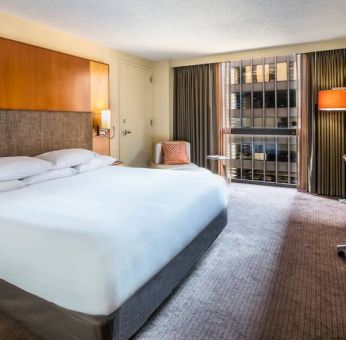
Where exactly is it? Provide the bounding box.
[90,61,110,155]
[92,129,110,156]
[90,61,110,127]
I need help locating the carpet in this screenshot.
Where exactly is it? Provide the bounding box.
[1,183,346,339]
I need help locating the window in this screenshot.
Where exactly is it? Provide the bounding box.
[221,55,298,186]
[241,65,252,84]
[265,63,275,82]
[231,66,240,85]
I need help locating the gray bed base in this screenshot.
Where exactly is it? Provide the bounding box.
[0,209,228,340]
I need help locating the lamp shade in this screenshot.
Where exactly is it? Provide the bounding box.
[318,89,346,111]
[100,110,111,129]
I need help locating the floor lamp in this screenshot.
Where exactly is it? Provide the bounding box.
[318,87,346,202]
[319,88,346,256]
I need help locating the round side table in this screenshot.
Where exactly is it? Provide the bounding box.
[206,155,230,181]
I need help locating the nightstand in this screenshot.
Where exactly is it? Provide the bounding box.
[112,161,125,166]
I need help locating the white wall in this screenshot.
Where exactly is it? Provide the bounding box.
[0,12,152,159]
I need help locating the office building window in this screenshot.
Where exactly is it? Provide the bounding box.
[221,55,298,186]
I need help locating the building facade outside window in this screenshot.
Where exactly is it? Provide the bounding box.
[221,55,298,186]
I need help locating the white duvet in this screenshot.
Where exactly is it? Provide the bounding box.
[0,166,228,315]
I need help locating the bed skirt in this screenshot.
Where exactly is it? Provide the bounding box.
[0,208,228,340]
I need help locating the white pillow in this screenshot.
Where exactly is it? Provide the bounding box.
[74,155,116,173]
[0,180,26,193]
[22,168,77,185]
[36,149,96,170]
[0,156,52,181]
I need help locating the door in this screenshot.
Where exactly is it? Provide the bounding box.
[120,63,152,167]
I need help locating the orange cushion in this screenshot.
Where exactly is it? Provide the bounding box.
[162,142,189,165]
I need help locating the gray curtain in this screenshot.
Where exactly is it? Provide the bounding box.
[173,64,220,168]
[300,49,346,196]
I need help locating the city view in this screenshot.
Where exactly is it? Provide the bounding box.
[221,55,298,186]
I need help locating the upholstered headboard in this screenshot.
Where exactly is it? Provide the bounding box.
[0,111,92,157]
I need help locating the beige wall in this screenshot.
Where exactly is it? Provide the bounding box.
[171,38,346,67]
[152,38,346,142]
[0,12,152,159]
[152,61,173,142]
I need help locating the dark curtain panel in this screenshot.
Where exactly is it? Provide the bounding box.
[173,64,220,168]
[300,49,346,196]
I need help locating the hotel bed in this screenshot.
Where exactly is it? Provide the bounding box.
[0,111,228,340]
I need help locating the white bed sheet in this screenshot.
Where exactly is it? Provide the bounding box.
[0,166,228,315]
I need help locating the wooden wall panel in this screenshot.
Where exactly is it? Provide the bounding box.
[0,37,90,112]
[90,61,110,155]
[90,61,110,127]
[92,129,110,155]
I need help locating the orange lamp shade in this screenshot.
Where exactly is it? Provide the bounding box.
[318,89,346,111]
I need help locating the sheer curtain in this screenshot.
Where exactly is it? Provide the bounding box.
[173,64,222,168]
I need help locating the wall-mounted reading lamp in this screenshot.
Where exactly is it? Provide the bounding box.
[97,109,115,139]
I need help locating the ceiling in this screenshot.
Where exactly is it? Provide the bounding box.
[1,0,346,61]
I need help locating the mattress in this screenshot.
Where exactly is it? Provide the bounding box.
[0,166,228,316]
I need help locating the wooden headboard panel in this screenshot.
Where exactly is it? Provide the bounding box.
[0,111,92,157]
[0,37,91,112]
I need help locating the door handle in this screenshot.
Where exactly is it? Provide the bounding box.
[122,129,132,136]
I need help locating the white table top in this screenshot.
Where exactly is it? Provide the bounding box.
[206,155,231,160]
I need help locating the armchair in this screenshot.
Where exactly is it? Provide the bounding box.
[150,141,208,172]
